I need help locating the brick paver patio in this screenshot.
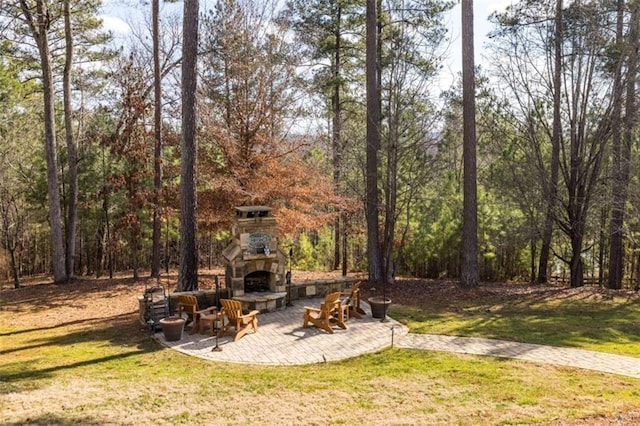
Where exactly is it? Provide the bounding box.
[157,298,640,378]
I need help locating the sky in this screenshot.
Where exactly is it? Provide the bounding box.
[438,0,515,90]
[100,0,515,93]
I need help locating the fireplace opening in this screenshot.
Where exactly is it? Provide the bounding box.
[244,271,270,293]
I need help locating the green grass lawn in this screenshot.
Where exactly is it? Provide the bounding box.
[2,279,640,425]
[390,289,640,357]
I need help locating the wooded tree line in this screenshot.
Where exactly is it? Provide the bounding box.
[0,0,638,290]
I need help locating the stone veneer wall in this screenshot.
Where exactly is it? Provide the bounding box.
[138,278,359,325]
[287,276,357,301]
[226,254,286,297]
[222,210,286,296]
[166,289,232,314]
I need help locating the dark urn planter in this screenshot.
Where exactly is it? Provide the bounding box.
[159,317,186,341]
[368,296,392,319]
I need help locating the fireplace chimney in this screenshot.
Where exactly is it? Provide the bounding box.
[222,206,286,297]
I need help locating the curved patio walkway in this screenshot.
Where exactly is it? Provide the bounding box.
[157,298,640,379]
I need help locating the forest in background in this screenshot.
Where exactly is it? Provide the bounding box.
[1,0,639,290]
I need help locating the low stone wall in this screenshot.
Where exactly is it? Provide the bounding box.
[138,276,359,325]
[169,276,359,308]
[138,288,231,326]
[167,288,232,314]
[288,276,358,301]
[229,276,359,313]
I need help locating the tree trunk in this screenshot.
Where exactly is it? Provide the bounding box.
[132,228,139,281]
[96,224,104,278]
[332,4,342,271]
[537,0,563,285]
[608,0,637,290]
[178,0,199,292]
[151,0,163,279]
[530,235,536,283]
[10,245,19,288]
[460,0,479,287]
[78,229,84,276]
[63,0,78,281]
[341,224,348,276]
[20,0,67,283]
[570,233,584,288]
[365,0,382,284]
[383,91,398,285]
[598,205,607,286]
[607,0,626,290]
[331,5,342,269]
[165,217,170,274]
[333,219,340,270]
[1,194,20,288]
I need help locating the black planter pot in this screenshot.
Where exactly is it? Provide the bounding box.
[159,317,186,341]
[368,296,392,319]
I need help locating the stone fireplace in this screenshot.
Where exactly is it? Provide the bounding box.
[222,206,287,311]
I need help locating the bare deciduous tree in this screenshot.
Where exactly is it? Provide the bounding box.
[537,0,562,284]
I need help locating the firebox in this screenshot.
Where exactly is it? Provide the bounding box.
[244,271,270,292]
[222,206,286,298]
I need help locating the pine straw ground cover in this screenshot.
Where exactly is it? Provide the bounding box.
[1,271,640,425]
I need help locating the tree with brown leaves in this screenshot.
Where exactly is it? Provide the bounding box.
[199,0,352,237]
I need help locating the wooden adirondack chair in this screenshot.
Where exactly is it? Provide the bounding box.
[177,294,216,335]
[218,299,259,342]
[340,281,366,319]
[302,292,347,334]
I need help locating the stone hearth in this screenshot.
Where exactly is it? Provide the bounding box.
[222,206,287,312]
